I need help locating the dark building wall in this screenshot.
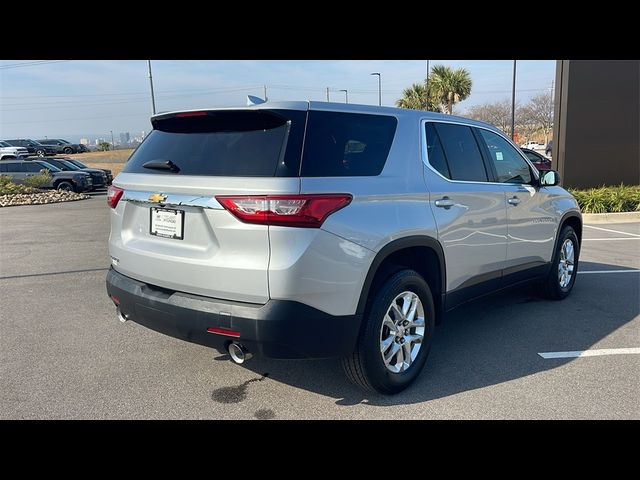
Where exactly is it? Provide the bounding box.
[553,60,639,189]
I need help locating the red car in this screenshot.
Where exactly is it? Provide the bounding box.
[521,148,552,172]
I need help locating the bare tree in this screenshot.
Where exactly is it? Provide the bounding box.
[466,99,514,135]
[516,105,539,144]
[521,91,554,145]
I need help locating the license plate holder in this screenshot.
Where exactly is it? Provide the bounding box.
[150,207,184,240]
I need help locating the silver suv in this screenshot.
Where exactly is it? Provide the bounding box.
[106,102,581,394]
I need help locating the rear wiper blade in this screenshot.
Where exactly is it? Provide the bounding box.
[142,160,180,172]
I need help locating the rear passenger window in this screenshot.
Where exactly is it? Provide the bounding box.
[434,123,488,182]
[301,111,397,177]
[478,129,532,184]
[24,163,44,173]
[425,123,450,178]
[2,162,22,172]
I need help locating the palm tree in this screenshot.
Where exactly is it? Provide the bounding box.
[396,82,439,111]
[429,65,472,114]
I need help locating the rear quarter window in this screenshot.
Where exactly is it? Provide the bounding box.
[300,111,397,177]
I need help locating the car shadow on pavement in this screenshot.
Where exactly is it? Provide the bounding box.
[236,261,639,407]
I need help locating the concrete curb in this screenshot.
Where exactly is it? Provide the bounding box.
[582,211,640,224]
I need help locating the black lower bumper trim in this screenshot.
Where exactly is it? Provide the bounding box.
[106,268,362,359]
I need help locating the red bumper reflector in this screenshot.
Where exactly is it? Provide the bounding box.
[110,295,120,306]
[207,327,240,338]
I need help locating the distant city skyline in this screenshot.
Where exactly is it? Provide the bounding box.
[0,60,556,138]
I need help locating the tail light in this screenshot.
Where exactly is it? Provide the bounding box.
[107,185,124,209]
[216,194,352,228]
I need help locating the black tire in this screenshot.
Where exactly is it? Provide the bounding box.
[541,225,580,300]
[63,147,73,154]
[56,181,74,192]
[342,269,436,394]
[36,149,46,157]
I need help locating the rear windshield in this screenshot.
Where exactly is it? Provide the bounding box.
[122,110,305,177]
[122,108,397,177]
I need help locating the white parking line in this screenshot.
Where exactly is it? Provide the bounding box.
[578,270,640,274]
[538,348,640,359]
[584,225,640,237]
[582,238,640,241]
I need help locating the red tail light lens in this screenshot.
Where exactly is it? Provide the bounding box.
[107,185,124,209]
[216,194,352,228]
[207,327,241,337]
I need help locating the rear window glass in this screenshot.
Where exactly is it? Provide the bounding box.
[425,123,450,179]
[122,110,306,177]
[433,123,488,182]
[300,111,397,177]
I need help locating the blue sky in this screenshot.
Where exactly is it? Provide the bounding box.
[0,60,556,139]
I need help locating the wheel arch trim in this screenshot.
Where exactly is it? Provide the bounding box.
[554,210,582,254]
[355,236,446,316]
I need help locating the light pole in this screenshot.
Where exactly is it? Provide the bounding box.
[511,60,517,140]
[110,130,115,150]
[147,60,156,115]
[426,60,430,92]
[339,89,348,104]
[371,72,381,106]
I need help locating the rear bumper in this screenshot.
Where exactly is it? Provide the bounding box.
[106,267,362,359]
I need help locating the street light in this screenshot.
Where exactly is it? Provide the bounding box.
[339,89,348,104]
[425,60,430,92]
[371,73,381,106]
[511,60,517,140]
[147,60,156,115]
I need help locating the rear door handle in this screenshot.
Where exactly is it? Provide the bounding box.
[434,197,454,208]
[508,196,521,206]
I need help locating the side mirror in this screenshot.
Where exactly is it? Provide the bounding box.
[540,169,560,187]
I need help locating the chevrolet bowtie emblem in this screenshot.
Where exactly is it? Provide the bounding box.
[148,193,167,203]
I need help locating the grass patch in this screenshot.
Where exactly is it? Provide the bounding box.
[76,149,133,177]
[84,161,126,177]
[73,149,133,163]
[0,175,40,195]
[569,184,640,213]
[22,170,52,189]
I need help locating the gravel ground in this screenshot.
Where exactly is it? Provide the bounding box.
[0,190,90,207]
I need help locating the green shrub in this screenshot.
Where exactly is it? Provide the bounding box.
[0,174,39,195]
[22,169,51,189]
[569,184,640,213]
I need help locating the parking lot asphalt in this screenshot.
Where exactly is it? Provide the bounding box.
[1,195,638,419]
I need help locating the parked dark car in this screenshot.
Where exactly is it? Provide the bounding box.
[545,140,553,156]
[3,139,56,157]
[0,159,92,192]
[33,157,108,190]
[36,139,82,155]
[64,158,113,184]
[521,148,552,172]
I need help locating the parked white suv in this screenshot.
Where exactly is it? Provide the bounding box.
[106,102,582,394]
[0,140,29,158]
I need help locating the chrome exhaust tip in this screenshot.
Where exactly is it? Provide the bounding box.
[117,309,129,323]
[228,342,252,364]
